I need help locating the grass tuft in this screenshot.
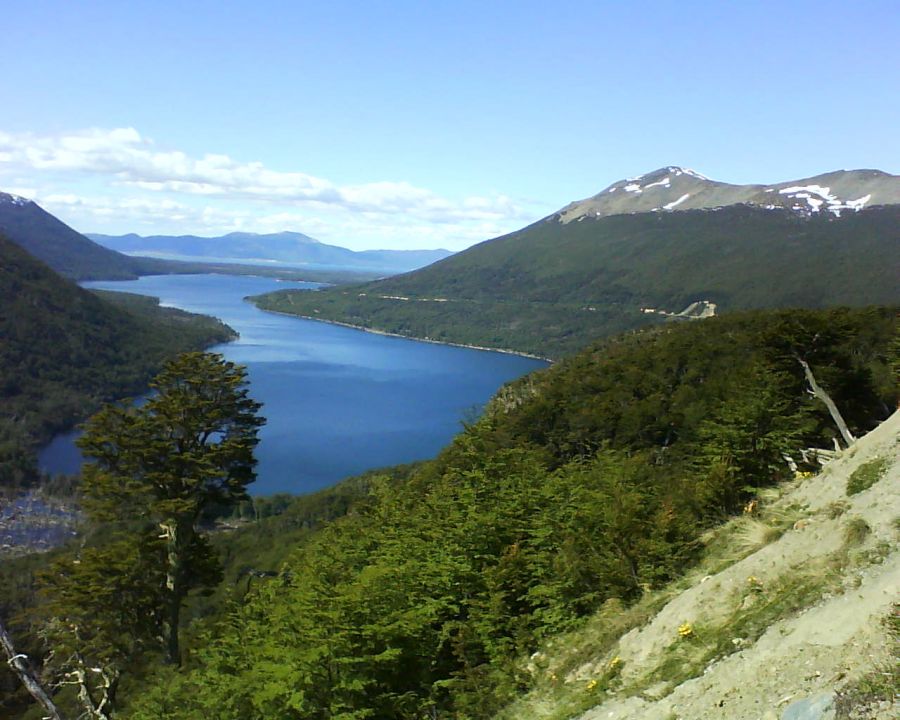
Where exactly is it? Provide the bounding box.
[841,605,899,708]
[846,457,890,496]
[843,516,871,547]
[731,518,784,555]
[638,563,844,696]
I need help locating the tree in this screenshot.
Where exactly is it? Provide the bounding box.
[75,352,265,665]
[694,366,807,513]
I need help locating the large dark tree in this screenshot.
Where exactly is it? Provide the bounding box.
[75,352,265,665]
[25,353,264,719]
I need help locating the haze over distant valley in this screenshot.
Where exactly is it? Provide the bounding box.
[88,230,453,274]
[0,191,444,282]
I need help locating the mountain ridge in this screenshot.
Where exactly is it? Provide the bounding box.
[0,191,145,280]
[557,166,900,222]
[88,230,454,273]
[252,202,900,357]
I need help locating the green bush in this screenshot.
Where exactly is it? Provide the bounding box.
[847,457,890,496]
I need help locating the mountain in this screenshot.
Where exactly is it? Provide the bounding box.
[0,192,146,280]
[88,230,454,274]
[0,193,400,283]
[0,232,234,491]
[557,166,900,222]
[251,170,900,358]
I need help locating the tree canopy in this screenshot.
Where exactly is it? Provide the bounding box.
[32,353,264,718]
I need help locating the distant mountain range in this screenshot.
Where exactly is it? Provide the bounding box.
[251,167,900,358]
[0,192,451,281]
[88,231,454,274]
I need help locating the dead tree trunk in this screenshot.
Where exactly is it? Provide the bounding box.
[63,652,118,720]
[161,514,195,666]
[797,357,856,447]
[0,618,66,720]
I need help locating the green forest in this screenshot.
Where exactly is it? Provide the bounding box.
[0,233,236,493]
[251,205,900,357]
[4,306,896,719]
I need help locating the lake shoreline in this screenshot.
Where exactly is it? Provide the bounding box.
[0,488,81,558]
[41,275,547,497]
[249,303,554,363]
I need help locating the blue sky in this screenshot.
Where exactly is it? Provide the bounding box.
[2,0,898,250]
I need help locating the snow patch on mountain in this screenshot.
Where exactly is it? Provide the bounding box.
[0,192,30,207]
[663,193,690,210]
[643,177,672,190]
[778,185,874,215]
[669,166,709,180]
[847,194,872,210]
[779,184,836,202]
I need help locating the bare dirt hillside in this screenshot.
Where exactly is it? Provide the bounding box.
[503,412,899,720]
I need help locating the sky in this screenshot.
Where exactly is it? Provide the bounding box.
[2,0,898,251]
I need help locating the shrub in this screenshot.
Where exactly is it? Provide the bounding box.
[847,457,889,496]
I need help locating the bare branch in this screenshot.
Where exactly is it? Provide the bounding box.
[796,356,856,447]
[0,618,67,720]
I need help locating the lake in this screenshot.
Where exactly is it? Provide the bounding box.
[39,274,547,495]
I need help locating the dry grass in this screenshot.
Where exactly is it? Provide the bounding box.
[731,517,785,555]
[841,605,899,709]
[843,516,872,546]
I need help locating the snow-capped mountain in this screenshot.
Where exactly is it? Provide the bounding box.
[0,192,32,208]
[557,167,900,223]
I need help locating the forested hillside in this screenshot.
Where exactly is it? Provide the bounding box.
[9,306,891,720]
[0,193,151,280]
[252,205,900,357]
[0,234,235,491]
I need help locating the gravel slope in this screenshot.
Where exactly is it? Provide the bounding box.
[569,412,900,720]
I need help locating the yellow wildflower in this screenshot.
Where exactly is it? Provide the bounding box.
[586,679,598,691]
[677,622,694,639]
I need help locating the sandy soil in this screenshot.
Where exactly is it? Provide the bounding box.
[573,412,900,720]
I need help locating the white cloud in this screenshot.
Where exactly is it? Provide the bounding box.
[25,188,519,252]
[0,127,540,243]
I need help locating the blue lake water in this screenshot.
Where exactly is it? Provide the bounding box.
[38,274,547,496]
